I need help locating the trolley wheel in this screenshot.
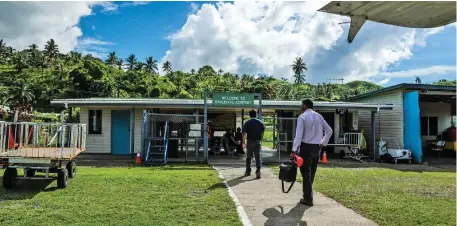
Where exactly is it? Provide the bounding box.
[339,150,345,159]
[3,168,18,189]
[57,168,69,189]
[26,169,36,177]
[66,161,76,178]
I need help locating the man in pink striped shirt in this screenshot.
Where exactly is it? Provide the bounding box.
[292,99,333,206]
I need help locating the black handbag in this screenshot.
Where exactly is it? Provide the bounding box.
[278,160,297,193]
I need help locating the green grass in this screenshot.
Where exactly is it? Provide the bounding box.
[0,166,241,226]
[271,166,456,226]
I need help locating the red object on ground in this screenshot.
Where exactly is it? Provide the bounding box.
[321,151,328,164]
[136,152,142,165]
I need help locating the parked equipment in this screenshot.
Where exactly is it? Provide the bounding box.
[378,138,412,164]
[0,122,87,189]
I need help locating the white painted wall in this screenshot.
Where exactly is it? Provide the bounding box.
[355,90,404,150]
[134,108,144,154]
[80,107,111,154]
[419,102,452,144]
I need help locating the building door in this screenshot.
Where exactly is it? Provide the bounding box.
[404,91,422,163]
[111,110,131,155]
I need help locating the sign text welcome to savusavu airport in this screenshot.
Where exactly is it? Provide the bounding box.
[212,93,254,107]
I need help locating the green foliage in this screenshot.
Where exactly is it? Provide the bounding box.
[0,38,450,116]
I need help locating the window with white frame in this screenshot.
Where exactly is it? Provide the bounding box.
[89,110,102,134]
[420,116,438,136]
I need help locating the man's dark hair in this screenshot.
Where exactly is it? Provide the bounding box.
[302,99,314,109]
[249,110,257,118]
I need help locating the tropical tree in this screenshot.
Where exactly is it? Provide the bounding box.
[291,57,307,85]
[44,39,59,62]
[415,77,422,84]
[116,58,124,70]
[162,61,172,74]
[126,54,137,71]
[8,85,35,112]
[190,69,195,75]
[145,56,158,74]
[12,51,28,73]
[106,51,117,67]
[135,62,145,71]
[218,69,223,75]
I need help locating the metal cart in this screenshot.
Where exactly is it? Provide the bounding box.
[0,122,87,189]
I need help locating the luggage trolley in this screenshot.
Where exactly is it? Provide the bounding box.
[0,122,87,189]
[327,133,364,163]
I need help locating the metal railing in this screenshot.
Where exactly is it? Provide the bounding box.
[142,112,206,163]
[343,133,362,148]
[0,122,87,159]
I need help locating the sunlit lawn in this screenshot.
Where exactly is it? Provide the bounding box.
[271,166,456,226]
[0,166,241,226]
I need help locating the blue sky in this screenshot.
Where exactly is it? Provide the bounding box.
[1,1,455,86]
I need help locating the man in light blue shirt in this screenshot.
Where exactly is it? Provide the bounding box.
[292,99,333,206]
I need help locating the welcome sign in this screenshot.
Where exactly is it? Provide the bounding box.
[212,93,254,107]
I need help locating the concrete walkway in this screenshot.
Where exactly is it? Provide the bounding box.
[212,165,378,226]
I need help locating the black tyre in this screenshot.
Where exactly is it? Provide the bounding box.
[339,150,346,159]
[3,168,17,189]
[26,169,36,177]
[57,168,68,189]
[66,161,76,178]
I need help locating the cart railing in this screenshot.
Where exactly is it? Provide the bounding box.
[0,122,87,159]
[344,133,362,148]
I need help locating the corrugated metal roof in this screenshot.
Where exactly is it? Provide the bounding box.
[51,98,394,111]
[347,83,456,101]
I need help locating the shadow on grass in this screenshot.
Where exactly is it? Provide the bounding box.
[263,203,310,226]
[0,179,54,200]
[207,175,257,190]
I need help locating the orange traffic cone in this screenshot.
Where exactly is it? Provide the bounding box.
[321,151,328,164]
[136,152,142,165]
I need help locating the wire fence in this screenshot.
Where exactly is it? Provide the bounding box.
[142,113,206,163]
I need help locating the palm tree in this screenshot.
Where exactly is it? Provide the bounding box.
[13,52,28,73]
[291,57,307,84]
[44,39,59,62]
[162,61,172,74]
[116,58,124,70]
[135,62,145,71]
[190,69,195,75]
[126,54,137,71]
[106,51,117,67]
[68,51,82,64]
[415,77,422,84]
[145,56,158,74]
[8,85,35,112]
[218,69,223,75]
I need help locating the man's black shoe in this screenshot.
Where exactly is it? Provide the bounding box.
[244,172,251,176]
[256,172,261,179]
[300,199,313,206]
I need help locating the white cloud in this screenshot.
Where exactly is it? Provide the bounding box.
[376,65,456,84]
[75,37,115,59]
[0,1,149,59]
[0,2,93,53]
[97,1,150,13]
[163,1,452,83]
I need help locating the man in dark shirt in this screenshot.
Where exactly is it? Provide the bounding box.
[242,110,265,179]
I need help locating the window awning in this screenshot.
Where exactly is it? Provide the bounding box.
[318,1,456,43]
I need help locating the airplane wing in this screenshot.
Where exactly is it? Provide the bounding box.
[318,1,456,43]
